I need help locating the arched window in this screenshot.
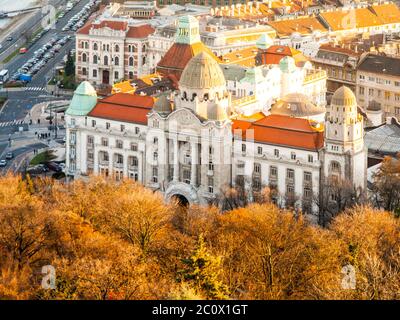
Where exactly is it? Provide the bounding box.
[93,43,98,51]
[129,57,134,66]
[128,45,132,52]
[82,53,87,62]
[183,91,187,100]
[130,156,138,167]
[104,56,108,65]
[142,44,146,52]
[93,55,98,64]
[191,93,197,101]
[114,56,119,66]
[115,44,119,52]
[129,71,134,79]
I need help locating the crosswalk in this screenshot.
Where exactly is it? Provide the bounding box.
[0,119,26,127]
[24,87,47,92]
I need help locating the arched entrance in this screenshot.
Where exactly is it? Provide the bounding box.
[171,194,189,207]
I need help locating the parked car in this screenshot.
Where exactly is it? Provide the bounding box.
[19,47,27,54]
[6,36,12,41]
[46,162,62,172]
[5,152,13,160]
[0,160,7,167]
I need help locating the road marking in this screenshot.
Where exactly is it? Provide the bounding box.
[25,87,46,92]
[0,119,26,127]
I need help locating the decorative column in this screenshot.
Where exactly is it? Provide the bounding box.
[190,142,197,187]
[173,138,179,181]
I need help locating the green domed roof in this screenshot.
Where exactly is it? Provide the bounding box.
[66,81,98,116]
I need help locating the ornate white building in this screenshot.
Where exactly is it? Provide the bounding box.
[65,51,366,220]
[76,19,155,85]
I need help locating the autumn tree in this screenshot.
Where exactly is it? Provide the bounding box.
[178,234,229,300]
[371,155,400,215]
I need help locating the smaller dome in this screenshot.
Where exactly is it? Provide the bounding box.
[207,103,228,122]
[66,81,97,116]
[271,93,325,118]
[279,56,296,73]
[180,51,226,90]
[331,86,356,107]
[154,95,174,114]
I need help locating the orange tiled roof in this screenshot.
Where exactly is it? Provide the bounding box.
[232,114,324,151]
[126,24,155,38]
[262,45,308,66]
[268,17,328,37]
[319,8,381,31]
[369,3,400,25]
[88,93,154,124]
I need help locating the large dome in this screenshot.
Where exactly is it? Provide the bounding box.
[271,93,326,119]
[180,51,226,90]
[331,86,356,107]
[66,81,97,116]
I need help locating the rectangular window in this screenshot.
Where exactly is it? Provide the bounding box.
[135,127,140,134]
[257,146,262,155]
[120,125,125,132]
[101,138,108,147]
[287,168,294,179]
[286,184,294,195]
[254,163,261,174]
[304,187,312,199]
[270,166,277,178]
[116,140,123,149]
[208,176,214,193]
[106,122,110,130]
[274,149,279,157]
[152,166,158,183]
[208,161,214,171]
[253,178,261,191]
[304,171,312,183]
[183,169,191,184]
[130,143,138,151]
[291,152,296,160]
[92,120,96,127]
[93,69,97,77]
[242,144,246,153]
[308,154,314,163]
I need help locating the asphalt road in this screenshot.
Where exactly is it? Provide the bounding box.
[0,0,65,60]
[0,142,48,174]
[3,0,92,85]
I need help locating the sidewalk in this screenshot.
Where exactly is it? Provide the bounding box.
[24,100,68,128]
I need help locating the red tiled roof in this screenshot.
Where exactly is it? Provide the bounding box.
[77,20,128,35]
[232,115,324,151]
[257,45,308,66]
[88,93,154,124]
[126,24,155,38]
[157,42,219,80]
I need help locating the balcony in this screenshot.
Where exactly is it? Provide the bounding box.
[128,164,138,171]
[113,162,124,169]
[99,160,109,166]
